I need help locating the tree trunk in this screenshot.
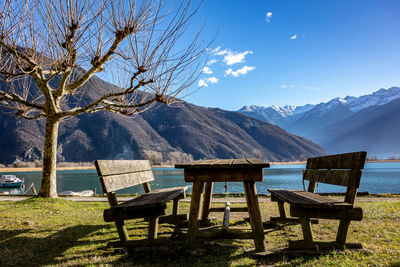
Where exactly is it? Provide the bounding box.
[38,117,60,198]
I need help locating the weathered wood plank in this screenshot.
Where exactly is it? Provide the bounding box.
[148,217,158,240]
[246,158,271,167]
[95,160,151,176]
[277,200,286,219]
[244,181,265,252]
[232,158,249,165]
[268,189,353,209]
[117,188,186,208]
[184,168,263,182]
[187,181,204,250]
[104,203,166,222]
[269,217,319,224]
[336,219,351,244]
[303,169,362,188]
[176,158,269,169]
[142,182,151,193]
[306,151,367,170]
[344,187,358,204]
[100,170,154,193]
[201,182,214,223]
[158,214,188,224]
[290,206,363,220]
[300,218,314,243]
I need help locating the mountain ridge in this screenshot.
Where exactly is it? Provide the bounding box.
[0,76,325,164]
[239,87,400,127]
[238,86,400,157]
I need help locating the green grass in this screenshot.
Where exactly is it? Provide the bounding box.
[0,197,399,266]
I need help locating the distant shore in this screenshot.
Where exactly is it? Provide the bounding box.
[1,159,399,173]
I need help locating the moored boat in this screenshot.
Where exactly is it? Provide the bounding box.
[0,175,24,188]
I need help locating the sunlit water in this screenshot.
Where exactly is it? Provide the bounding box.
[1,162,399,195]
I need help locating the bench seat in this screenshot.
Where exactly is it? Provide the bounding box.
[268,189,353,209]
[104,186,187,222]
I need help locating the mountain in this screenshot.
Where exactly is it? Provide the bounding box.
[239,87,400,137]
[285,98,354,137]
[141,103,324,161]
[238,87,400,157]
[312,98,400,157]
[0,79,325,165]
[238,104,314,128]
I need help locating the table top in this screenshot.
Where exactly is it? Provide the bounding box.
[175,158,270,169]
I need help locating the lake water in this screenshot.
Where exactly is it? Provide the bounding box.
[1,162,400,195]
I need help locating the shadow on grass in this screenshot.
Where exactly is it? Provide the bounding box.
[115,239,245,266]
[0,224,110,267]
[250,247,327,265]
[0,229,30,240]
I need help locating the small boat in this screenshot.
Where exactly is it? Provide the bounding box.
[0,175,24,188]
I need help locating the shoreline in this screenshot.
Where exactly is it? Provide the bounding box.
[0,160,398,173]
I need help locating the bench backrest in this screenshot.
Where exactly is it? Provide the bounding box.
[304,151,367,188]
[95,160,154,193]
[303,151,367,204]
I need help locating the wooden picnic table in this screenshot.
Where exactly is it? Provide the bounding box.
[176,158,270,252]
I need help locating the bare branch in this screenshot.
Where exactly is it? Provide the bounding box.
[0,90,45,111]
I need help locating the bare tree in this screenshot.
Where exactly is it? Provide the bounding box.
[0,0,206,197]
[143,150,162,165]
[252,149,262,160]
[167,151,193,164]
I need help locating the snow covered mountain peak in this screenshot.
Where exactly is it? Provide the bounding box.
[238,86,400,126]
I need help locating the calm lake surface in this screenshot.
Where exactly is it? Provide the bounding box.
[1,162,400,195]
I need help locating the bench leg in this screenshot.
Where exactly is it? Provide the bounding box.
[278,200,286,219]
[148,216,159,240]
[300,218,314,244]
[172,198,179,216]
[201,182,213,224]
[115,220,130,241]
[187,181,204,250]
[336,219,351,245]
[244,181,265,252]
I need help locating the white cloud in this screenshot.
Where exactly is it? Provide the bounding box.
[198,79,208,87]
[211,46,221,54]
[281,84,287,88]
[223,51,253,65]
[211,47,254,65]
[197,77,219,87]
[207,77,218,84]
[207,59,217,65]
[266,12,272,22]
[216,49,229,56]
[211,46,229,56]
[224,66,255,77]
[290,35,297,40]
[202,66,213,74]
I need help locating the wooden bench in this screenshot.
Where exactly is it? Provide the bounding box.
[268,151,367,250]
[95,160,188,247]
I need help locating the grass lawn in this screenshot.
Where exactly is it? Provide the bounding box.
[0,197,399,266]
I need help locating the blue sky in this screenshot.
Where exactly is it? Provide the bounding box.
[183,0,400,110]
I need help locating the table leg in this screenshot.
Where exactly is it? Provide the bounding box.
[243,181,265,252]
[201,182,213,224]
[187,181,204,250]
